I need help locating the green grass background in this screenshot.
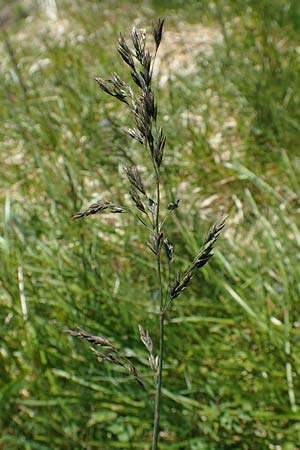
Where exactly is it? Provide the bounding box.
[1,0,300,448]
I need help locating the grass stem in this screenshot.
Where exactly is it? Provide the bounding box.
[152,255,164,450]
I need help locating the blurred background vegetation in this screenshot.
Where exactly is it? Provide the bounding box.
[1,0,300,448]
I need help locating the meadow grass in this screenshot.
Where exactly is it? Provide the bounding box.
[1,1,300,449]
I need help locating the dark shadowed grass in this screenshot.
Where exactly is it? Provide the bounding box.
[1,0,300,449]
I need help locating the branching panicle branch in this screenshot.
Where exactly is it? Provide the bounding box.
[191,215,226,270]
[169,215,226,302]
[65,327,116,349]
[65,328,146,391]
[72,201,125,220]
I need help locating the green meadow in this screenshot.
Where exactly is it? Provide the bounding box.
[1,1,300,448]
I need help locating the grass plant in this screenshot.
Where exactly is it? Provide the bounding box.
[66,19,225,448]
[1,1,300,448]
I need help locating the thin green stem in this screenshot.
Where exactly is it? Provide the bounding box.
[152,253,164,450]
[151,168,164,450]
[155,169,160,232]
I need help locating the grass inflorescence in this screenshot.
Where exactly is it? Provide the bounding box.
[1,1,300,449]
[67,18,225,448]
